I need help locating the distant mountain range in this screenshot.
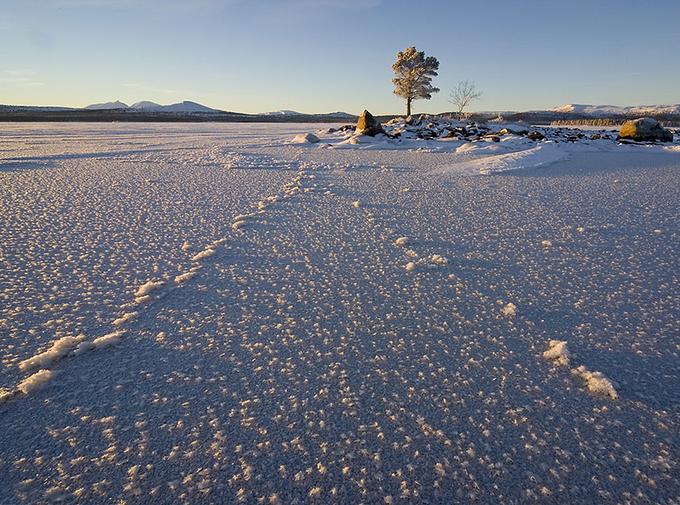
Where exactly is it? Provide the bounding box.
[552,104,680,116]
[84,100,222,113]
[262,110,355,119]
[0,100,361,123]
[2,101,679,123]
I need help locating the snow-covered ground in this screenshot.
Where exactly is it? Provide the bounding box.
[1,122,679,503]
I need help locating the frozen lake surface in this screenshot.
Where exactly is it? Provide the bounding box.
[1,123,679,503]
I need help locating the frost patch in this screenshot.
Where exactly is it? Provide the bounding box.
[543,340,571,366]
[18,369,55,394]
[18,335,85,371]
[571,365,618,399]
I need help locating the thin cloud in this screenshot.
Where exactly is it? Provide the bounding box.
[28,0,242,10]
[1,70,44,87]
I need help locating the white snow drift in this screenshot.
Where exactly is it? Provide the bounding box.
[18,335,85,371]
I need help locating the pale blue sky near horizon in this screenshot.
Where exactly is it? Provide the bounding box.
[2,0,679,115]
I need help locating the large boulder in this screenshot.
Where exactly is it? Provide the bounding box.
[355,110,384,136]
[618,117,673,142]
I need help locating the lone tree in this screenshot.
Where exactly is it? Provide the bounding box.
[392,46,440,117]
[449,80,482,119]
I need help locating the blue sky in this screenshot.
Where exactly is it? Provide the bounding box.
[2,0,679,114]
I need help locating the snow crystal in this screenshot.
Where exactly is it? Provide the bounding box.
[18,369,55,394]
[571,365,618,399]
[543,340,571,366]
[18,335,85,371]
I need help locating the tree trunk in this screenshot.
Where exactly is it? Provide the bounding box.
[406,98,412,117]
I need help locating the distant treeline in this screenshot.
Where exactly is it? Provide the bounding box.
[502,112,680,127]
[550,119,620,126]
[550,118,680,127]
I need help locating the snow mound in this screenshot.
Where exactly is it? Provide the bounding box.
[112,311,138,327]
[18,335,85,371]
[430,254,448,265]
[18,369,55,394]
[0,388,15,405]
[291,133,320,144]
[543,340,571,366]
[571,365,618,399]
[175,269,199,284]
[191,247,216,262]
[501,303,517,317]
[443,144,568,175]
[134,280,164,302]
[92,331,124,349]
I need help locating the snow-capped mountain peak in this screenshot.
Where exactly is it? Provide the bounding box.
[84,100,219,113]
[130,101,162,110]
[84,100,129,110]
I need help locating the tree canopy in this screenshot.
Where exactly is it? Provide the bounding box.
[392,47,440,116]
